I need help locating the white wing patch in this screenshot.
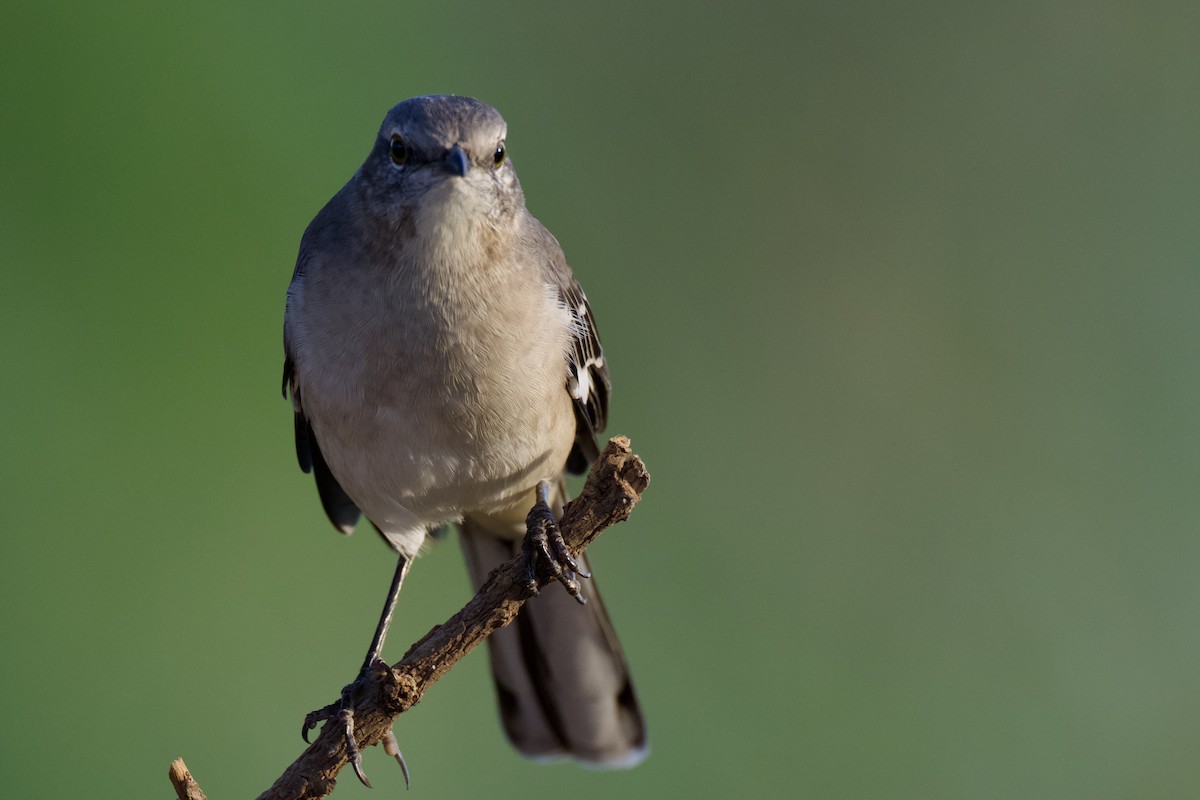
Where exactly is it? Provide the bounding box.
[569,365,590,402]
[548,267,609,455]
[565,298,605,402]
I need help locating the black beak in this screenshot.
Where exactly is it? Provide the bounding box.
[443,144,469,177]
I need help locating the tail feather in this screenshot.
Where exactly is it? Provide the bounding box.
[459,517,647,767]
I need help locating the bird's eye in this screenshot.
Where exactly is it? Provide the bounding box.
[390,136,409,166]
[493,143,506,167]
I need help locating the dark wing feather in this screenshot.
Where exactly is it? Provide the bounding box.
[547,264,611,475]
[282,354,361,534]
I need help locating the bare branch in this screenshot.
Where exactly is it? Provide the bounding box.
[171,437,648,800]
[169,758,208,800]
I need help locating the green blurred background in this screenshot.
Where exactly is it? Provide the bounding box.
[3,1,1200,797]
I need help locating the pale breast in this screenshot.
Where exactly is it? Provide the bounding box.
[288,247,576,538]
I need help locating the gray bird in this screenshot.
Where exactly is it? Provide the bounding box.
[282,95,647,782]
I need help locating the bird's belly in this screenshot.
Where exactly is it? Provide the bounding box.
[303,347,575,536]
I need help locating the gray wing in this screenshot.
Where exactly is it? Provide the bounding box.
[532,221,612,474]
[281,194,364,534]
[282,345,361,534]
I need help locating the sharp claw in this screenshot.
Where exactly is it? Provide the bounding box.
[351,754,373,788]
[396,753,410,789]
[561,572,588,604]
[383,729,410,788]
[338,705,374,787]
[301,699,338,743]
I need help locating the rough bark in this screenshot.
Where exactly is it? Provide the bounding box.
[169,758,208,800]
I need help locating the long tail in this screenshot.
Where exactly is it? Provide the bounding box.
[459,512,647,768]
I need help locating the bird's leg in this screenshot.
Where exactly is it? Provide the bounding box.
[522,479,590,604]
[302,553,411,789]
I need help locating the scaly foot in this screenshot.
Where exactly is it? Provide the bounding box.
[521,480,590,603]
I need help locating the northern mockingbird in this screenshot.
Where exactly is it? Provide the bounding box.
[282,95,647,783]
